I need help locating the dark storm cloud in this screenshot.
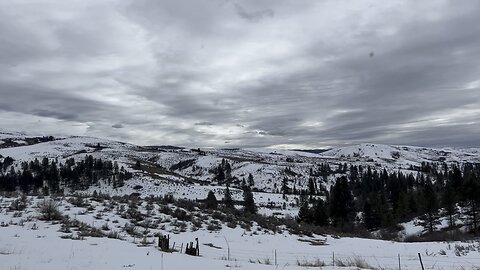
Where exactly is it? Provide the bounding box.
[0,0,479,148]
[0,82,111,121]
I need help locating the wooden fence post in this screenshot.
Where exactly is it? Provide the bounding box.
[398,254,401,270]
[196,238,199,256]
[274,249,277,266]
[418,253,425,270]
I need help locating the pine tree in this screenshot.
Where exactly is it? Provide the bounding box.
[379,191,394,228]
[224,185,234,209]
[217,165,225,183]
[462,172,480,233]
[312,199,329,226]
[408,191,419,214]
[248,173,254,187]
[308,178,316,196]
[442,185,457,229]
[395,191,409,221]
[242,185,257,214]
[281,178,290,198]
[205,190,218,209]
[329,176,354,228]
[134,160,141,170]
[224,161,232,179]
[363,194,381,230]
[297,200,310,223]
[418,180,440,233]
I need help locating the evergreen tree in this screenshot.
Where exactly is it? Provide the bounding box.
[224,160,232,179]
[134,160,141,170]
[312,199,329,226]
[363,194,381,230]
[408,191,419,215]
[462,172,480,233]
[395,191,409,221]
[242,185,257,214]
[329,176,354,228]
[308,178,316,196]
[205,190,218,209]
[297,199,311,223]
[442,185,457,229]
[379,191,394,228]
[224,185,234,209]
[418,180,440,233]
[281,178,290,198]
[216,165,225,183]
[248,173,254,187]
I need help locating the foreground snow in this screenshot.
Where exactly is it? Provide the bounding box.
[1,196,480,270]
[2,220,480,270]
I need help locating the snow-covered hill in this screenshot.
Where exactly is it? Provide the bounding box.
[321,143,480,165]
[1,132,479,199]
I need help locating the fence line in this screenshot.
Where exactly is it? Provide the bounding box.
[198,245,480,269]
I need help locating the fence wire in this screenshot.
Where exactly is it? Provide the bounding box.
[199,246,480,269]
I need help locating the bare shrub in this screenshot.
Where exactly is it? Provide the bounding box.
[78,223,105,238]
[107,230,121,239]
[37,199,62,221]
[297,258,326,267]
[207,220,222,231]
[335,256,376,269]
[68,196,87,207]
[9,195,28,211]
[172,208,190,221]
[59,216,72,233]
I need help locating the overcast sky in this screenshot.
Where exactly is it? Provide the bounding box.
[1,0,479,148]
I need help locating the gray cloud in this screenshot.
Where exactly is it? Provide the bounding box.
[195,122,215,126]
[234,4,274,22]
[0,0,479,148]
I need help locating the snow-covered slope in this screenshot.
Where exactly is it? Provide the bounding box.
[1,133,479,198]
[321,143,480,165]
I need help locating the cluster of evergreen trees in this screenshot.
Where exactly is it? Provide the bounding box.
[0,136,55,148]
[209,158,256,190]
[280,163,335,196]
[297,162,480,234]
[0,155,132,194]
[204,182,257,215]
[209,158,232,183]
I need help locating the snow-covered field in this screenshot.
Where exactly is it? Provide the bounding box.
[1,195,480,270]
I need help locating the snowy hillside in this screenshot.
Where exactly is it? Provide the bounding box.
[321,143,480,165]
[1,132,480,198]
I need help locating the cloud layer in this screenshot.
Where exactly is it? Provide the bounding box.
[1,0,479,148]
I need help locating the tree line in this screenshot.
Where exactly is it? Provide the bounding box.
[0,155,132,194]
[296,162,480,235]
